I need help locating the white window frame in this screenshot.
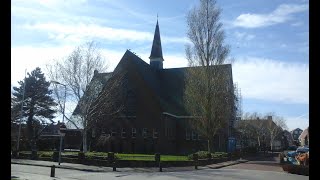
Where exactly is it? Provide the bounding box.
[132,128,136,138]
[143,128,147,138]
[121,128,126,138]
[153,129,158,138]
[111,129,116,137]
[192,131,197,140]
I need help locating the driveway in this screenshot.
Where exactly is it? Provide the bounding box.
[223,152,284,172]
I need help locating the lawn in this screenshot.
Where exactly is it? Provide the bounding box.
[19,151,224,161]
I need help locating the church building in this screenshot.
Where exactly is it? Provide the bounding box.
[72,19,236,154]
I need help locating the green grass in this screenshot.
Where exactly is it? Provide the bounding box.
[18,151,199,161]
[160,155,190,161]
[38,151,53,157]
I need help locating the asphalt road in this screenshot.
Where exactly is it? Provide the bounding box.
[11,164,308,180]
[222,153,284,172]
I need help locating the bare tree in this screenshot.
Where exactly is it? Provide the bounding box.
[46,41,108,127]
[184,0,233,152]
[240,112,266,151]
[81,70,127,152]
[264,113,287,153]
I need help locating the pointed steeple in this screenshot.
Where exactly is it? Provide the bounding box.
[149,18,164,69]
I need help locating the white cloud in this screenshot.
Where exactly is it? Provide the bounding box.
[11,45,76,86]
[234,31,255,41]
[233,57,309,104]
[233,4,308,28]
[280,43,287,48]
[291,21,304,26]
[22,23,153,44]
[21,22,188,46]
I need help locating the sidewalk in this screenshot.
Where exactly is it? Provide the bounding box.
[11,158,248,173]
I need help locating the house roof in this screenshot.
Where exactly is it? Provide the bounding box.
[72,72,112,116]
[290,128,303,133]
[298,128,308,140]
[80,50,232,116]
[71,20,234,120]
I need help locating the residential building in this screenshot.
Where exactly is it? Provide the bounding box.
[291,128,303,146]
[283,130,294,147]
[298,127,309,146]
[235,116,285,151]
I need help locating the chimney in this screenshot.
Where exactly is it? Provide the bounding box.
[267,116,272,121]
[94,70,98,75]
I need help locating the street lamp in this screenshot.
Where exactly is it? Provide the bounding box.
[51,80,67,165]
[16,69,27,154]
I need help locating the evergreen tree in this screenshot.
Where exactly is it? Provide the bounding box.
[12,67,57,151]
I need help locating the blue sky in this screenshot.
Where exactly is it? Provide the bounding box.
[11,0,309,131]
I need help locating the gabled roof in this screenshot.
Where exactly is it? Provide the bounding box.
[291,128,303,133]
[72,72,112,116]
[72,50,234,119]
[298,128,308,140]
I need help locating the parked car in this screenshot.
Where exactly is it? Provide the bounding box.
[283,145,298,155]
[296,146,309,154]
[287,145,297,151]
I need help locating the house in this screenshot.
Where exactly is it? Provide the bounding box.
[283,130,294,147]
[71,20,236,155]
[291,128,303,146]
[235,116,285,151]
[39,121,82,150]
[298,127,309,146]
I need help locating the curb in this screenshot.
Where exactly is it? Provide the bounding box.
[206,160,249,169]
[11,161,108,172]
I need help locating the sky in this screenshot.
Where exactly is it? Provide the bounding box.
[11,0,309,131]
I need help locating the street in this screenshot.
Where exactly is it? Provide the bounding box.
[11,164,308,180]
[223,152,284,172]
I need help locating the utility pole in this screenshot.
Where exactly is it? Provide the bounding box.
[51,81,67,165]
[16,69,27,152]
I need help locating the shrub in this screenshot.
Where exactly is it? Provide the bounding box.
[39,151,53,158]
[52,151,59,162]
[187,151,211,160]
[78,152,85,160]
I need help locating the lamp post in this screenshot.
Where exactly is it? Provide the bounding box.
[51,81,67,165]
[16,69,27,153]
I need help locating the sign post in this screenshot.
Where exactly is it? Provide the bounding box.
[58,124,66,165]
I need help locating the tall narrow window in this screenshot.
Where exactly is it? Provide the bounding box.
[121,128,126,138]
[132,128,136,138]
[143,128,147,138]
[153,129,158,138]
[186,128,190,140]
[111,129,116,137]
[192,131,196,140]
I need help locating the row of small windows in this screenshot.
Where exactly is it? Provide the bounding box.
[293,130,303,135]
[98,128,200,141]
[186,129,201,141]
[102,128,158,139]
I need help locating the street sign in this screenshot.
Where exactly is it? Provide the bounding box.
[59,124,67,136]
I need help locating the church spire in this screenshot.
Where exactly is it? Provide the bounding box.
[149,17,164,69]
